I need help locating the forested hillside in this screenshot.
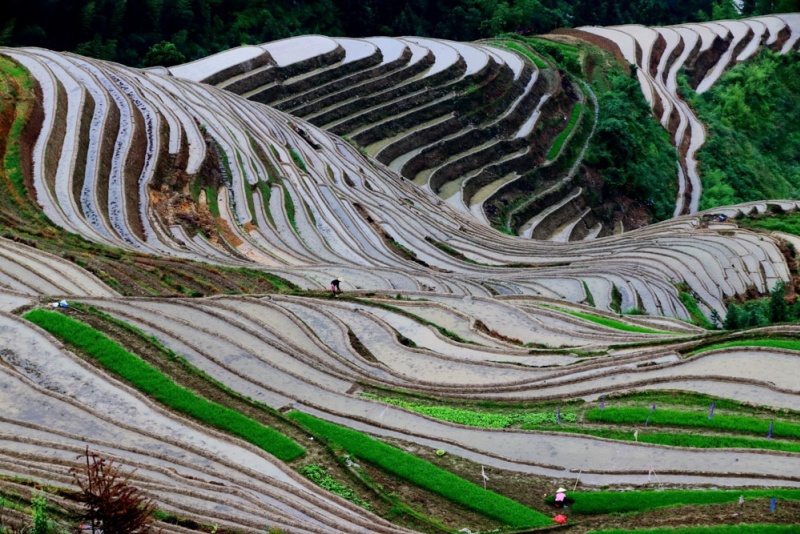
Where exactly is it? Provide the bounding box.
[686,49,800,209]
[1,0,798,67]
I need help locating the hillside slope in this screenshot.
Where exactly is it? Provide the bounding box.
[2,20,800,533]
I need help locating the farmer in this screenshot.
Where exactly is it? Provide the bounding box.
[554,487,568,508]
[330,278,342,296]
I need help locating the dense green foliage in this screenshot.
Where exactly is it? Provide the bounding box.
[288,411,551,528]
[587,70,678,221]
[743,211,800,237]
[299,464,371,510]
[722,282,800,329]
[687,50,800,209]
[1,0,788,68]
[586,406,800,439]
[24,309,305,461]
[360,393,576,428]
[571,488,800,515]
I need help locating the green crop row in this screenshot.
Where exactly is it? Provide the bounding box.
[591,525,799,534]
[567,488,800,515]
[537,425,800,453]
[546,102,583,159]
[361,393,576,428]
[586,407,800,439]
[689,338,800,356]
[24,309,305,461]
[543,306,668,334]
[288,411,551,528]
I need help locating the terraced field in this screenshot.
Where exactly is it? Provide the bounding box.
[1,16,800,533]
[168,16,800,237]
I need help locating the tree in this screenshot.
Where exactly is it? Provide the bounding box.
[143,40,186,67]
[724,302,743,329]
[71,448,156,534]
[769,281,789,323]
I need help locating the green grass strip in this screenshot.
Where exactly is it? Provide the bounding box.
[282,185,299,234]
[24,309,305,461]
[546,102,582,159]
[535,425,800,453]
[288,411,551,528]
[678,291,713,329]
[586,407,800,439]
[566,488,800,515]
[591,525,799,534]
[689,338,800,356]
[543,306,668,334]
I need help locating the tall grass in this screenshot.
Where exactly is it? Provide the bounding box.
[24,310,305,461]
[568,488,800,515]
[288,411,551,528]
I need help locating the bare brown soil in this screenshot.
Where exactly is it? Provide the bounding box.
[123,96,148,241]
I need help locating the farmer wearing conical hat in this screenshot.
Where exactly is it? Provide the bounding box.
[554,487,568,508]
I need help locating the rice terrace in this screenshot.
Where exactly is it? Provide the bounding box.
[1,0,800,532]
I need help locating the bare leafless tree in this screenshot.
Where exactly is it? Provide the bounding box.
[71,448,156,534]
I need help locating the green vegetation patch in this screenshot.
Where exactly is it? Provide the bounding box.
[586,407,800,439]
[547,102,583,159]
[591,525,800,534]
[689,338,800,356]
[24,309,305,461]
[299,464,371,510]
[678,291,714,329]
[742,211,800,237]
[289,147,308,172]
[282,185,299,233]
[586,69,678,222]
[571,488,800,516]
[288,411,551,528]
[538,425,800,454]
[543,305,669,334]
[361,393,576,429]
